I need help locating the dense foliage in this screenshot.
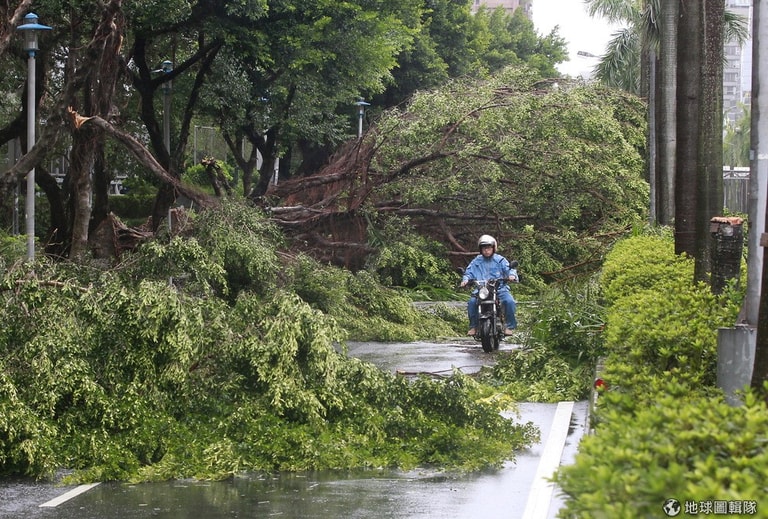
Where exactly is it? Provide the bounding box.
[364,66,648,284]
[554,233,768,517]
[0,0,569,255]
[0,202,538,482]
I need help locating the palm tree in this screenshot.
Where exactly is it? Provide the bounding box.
[587,0,745,273]
[587,0,647,96]
[586,0,674,225]
[657,0,677,226]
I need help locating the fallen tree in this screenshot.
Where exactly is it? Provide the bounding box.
[263,67,648,283]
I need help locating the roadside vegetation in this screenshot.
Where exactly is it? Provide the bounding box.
[0,201,544,483]
[0,196,629,483]
[479,280,605,403]
[0,1,759,509]
[554,232,768,517]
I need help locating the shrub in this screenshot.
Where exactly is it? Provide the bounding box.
[0,233,27,267]
[600,233,692,304]
[366,220,454,291]
[556,388,768,517]
[604,277,737,387]
[601,233,740,387]
[290,254,353,315]
[109,192,154,222]
[555,232,760,518]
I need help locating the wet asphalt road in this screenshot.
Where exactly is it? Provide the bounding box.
[344,338,513,376]
[0,339,587,519]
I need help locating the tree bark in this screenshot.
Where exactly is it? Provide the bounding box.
[697,0,725,282]
[223,132,260,197]
[658,0,678,225]
[749,0,768,395]
[68,128,96,260]
[67,0,125,260]
[675,0,701,258]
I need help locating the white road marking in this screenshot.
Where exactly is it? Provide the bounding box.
[522,400,575,519]
[39,482,101,508]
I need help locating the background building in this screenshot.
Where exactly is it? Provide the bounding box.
[724,0,752,125]
[471,0,532,17]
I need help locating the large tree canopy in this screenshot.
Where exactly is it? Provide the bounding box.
[266,65,649,283]
[0,0,567,263]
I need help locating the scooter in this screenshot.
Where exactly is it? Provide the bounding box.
[472,277,505,352]
[466,260,519,353]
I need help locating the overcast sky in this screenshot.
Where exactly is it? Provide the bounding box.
[530,0,622,78]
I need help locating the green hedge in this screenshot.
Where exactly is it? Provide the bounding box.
[599,232,693,304]
[558,386,767,517]
[109,192,154,221]
[555,233,768,517]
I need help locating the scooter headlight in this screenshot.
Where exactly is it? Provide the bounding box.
[478,286,489,300]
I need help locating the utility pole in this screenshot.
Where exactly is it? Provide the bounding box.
[752,0,768,393]
[718,0,764,403]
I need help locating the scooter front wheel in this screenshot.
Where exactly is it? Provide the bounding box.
[480,320,494,352]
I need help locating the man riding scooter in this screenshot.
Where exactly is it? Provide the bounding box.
[459,234,518,337]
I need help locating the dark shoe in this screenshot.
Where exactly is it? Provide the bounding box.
[467,328,476,336]
[504,328,515,336]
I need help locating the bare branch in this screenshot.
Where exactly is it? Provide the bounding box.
[66,108,216,209]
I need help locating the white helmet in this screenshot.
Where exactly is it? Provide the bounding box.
[478,234,497,253]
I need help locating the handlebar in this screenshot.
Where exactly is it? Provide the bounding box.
[461,278,508,290]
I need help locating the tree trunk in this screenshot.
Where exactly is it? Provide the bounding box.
[251,127,280,198]
[90,2,125,234]
[648,50,658,224]
[658,0,678,226]
[67,2,125,260]
[675,0,700,257]
[754,252,768,395]
[697,0,725,282]
[91,139,110,229]
[749,0,768,395]
[69,129,95,260]
[224,132,260,197]
[129,36,222,231]
[36,166,67,257]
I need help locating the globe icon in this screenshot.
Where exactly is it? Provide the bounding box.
[663,498,681,517]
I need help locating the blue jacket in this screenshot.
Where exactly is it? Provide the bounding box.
[462,253,517,295]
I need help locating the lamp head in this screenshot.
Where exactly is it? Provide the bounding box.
[17,13,52,53]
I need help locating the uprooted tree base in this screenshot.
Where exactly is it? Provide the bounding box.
[261,139,478,271]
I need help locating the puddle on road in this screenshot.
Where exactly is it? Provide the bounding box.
[344,339,522,376]
[42,462,549,519]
